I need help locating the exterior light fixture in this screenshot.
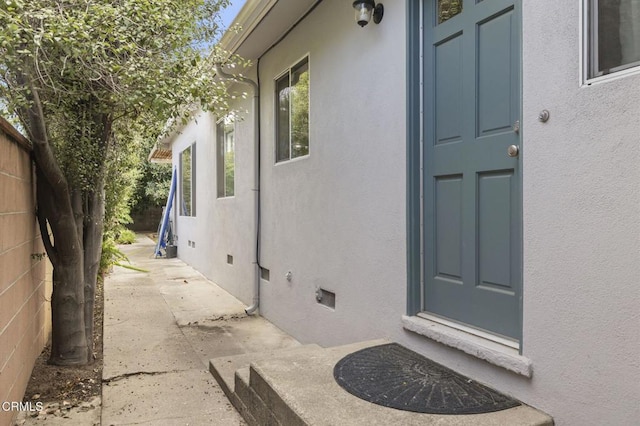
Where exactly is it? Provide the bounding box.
[352,0,384,27]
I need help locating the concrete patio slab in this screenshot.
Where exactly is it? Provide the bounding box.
[159,279,247,327]
[101,236,249,425]
[99,234,305,425]
[102,370,243,426]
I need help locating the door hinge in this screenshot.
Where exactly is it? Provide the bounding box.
[513,120,520,134]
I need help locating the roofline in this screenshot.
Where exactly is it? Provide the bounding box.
[148,145,173,163]
[218,0,279,58]
[150,0,280,163]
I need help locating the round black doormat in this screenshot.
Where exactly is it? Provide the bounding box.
[333,343,520,415]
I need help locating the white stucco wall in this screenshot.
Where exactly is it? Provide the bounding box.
[518,1,640,423]
[256,0,407,347]
[171,103,256,305]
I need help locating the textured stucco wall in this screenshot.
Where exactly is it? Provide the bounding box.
[518,1,640,423]
[256,0,407,346]
[171,104,256,306]
[0,119,51,426]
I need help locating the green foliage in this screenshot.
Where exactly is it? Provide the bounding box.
[439,0,463,23]
[116,229,136,245]
[0,0,246,188]
[0,0,248,276]
[291,65,309,158]
[181,145,193,215]
[99,235,128,274]
[0,0,251,362]
[114,262,149,273]
[100,116,160,272]
[131,162,172,214]
[0,0,238,106]
[224,150,234,196]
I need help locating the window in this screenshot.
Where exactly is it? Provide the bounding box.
[180,144,196,216]
[276,57,309,163]
[438,0,462,24]
[588,0,640,78]
[217,117,235,198]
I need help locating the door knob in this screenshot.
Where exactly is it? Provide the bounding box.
[507,145,519,157]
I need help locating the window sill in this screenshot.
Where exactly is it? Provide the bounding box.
[402,315,533,378]
[274,153,310,166]
[583,63,640,86]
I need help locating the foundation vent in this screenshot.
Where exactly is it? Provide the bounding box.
[316,288,336,309]
[260,267,270,281]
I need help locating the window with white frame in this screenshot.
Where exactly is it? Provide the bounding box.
[217,116,235,198]
[275,57,309,163]
[180,144,196,216]
[587,0,640,79]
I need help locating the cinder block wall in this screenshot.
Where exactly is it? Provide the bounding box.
[0,117,51,425]
[129,206,163,232]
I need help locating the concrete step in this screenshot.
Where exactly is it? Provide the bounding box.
[209,344,323,426]
[248,339,390,426]
[209,344,322,398]
[212,340,554,426]
[234,366,280,426]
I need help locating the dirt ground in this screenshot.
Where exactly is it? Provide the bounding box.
[18,276,104,418]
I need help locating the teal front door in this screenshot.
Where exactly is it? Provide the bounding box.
[423,0,522,340]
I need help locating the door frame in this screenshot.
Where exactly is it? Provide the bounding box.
[405,0,524,346]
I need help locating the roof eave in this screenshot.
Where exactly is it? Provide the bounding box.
[218,0,279,59]
[148,144,173,163]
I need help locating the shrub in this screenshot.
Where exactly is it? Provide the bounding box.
[117,229,136,244]
[100,236,128,275]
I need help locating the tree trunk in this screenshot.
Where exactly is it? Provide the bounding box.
[34,168,89,365]
[49,262,88,365]
[37,170,105,366]
[20,78,109,366]
[83,183,105,363]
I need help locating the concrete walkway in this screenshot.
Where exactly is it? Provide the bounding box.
[101,235,300,425]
